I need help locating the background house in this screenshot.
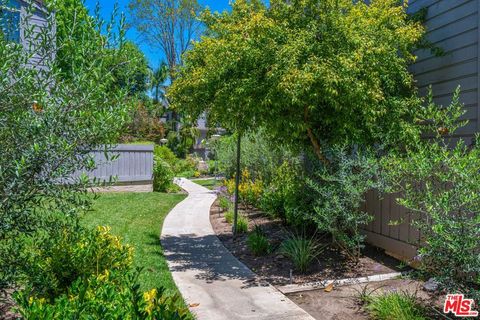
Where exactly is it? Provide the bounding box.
[363,0,480,261]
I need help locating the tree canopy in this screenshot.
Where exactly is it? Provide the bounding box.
[169,0,425,162]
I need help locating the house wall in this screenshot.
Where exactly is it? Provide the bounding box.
[22,1,51,69]
[363,0,480,261]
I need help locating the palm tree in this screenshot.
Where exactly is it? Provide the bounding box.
[150,62,169,104]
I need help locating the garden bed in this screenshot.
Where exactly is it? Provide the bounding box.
[209,199,405,287]
[209,199,448,319]
[287,278,444,320]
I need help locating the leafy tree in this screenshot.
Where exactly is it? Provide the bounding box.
[110,41,150,96]
[48,0,150,97]
[128,0,202,80]
[170,0,424,164]
[0,2,134,287]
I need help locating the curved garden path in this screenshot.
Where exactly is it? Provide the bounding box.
[161,178,314,320]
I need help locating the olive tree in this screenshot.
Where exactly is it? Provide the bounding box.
[0,2,136,286]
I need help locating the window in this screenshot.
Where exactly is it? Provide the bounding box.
[0,0,20,43]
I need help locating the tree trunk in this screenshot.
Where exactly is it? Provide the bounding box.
[233,133,241,237]
[304,107,329,166]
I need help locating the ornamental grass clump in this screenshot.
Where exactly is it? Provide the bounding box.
[365,291,427,320]
[247,226,270,256]
[279,233,324,273]
[236,215,249,234]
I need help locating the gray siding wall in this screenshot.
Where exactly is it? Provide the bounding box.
[75,145,154,184]
[19,0,52,69]
[363,0,480,260]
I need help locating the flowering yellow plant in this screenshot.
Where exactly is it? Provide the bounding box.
[225,169,263,207]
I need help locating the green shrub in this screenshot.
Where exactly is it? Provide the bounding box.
[247,226,270,256]
[153,158,174,192]
[224,210,234,224]
[212,130,296,184]
[207,160,216,174]
[14,270,190,320]
[236,215,249,234]
[260,160,306,226]
[14,225,190,319]
[18,226,133,300]
[384,89,480,298]
[365,291,427,320]
[307,146,384,260]
[0,0,134,287]
[279,233,323,273]
[154,145,177,167]
[218,196,231,211]
[224,211,248,233]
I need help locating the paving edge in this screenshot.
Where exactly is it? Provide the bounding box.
[277,272,405,294]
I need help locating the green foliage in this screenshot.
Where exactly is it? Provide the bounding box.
[213,131,295,183]
[166,123,200,158]
[155,144,198,177]
[47,1,149,97]
[218,196,231,211]
[154,145,177,167]
[170,0,425,161]
[174,157,198,178]
[308,147,384,259]
[260,160,306,226]
[247,226,270,256]
[111,41,151,96]
[279,233,323,273]
[123,102,166,143]
[224,210,234,224]
[224,210,248,233]
[16,226,132,300]
[0,2,135,287]
[153,159,174,192]
[14,271,190,320]
[365,291,427,320]
[236,215,249,234]
[384,88,480,296]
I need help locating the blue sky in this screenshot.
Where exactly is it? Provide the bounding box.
[84,0,232,68]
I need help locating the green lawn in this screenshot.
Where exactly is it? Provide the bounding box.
[82,192,186,295]
[192,178,222,190]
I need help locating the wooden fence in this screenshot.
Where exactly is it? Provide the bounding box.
[78,144,154,184]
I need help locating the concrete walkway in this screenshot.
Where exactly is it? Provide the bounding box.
[161,178,314,320]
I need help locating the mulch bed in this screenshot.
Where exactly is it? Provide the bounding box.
[1,289,19,320]
[210,199,405,287]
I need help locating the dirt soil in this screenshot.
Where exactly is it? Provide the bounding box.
[287,279,445,320]
[210,199,405,286]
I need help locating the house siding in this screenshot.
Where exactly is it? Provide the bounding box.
[17,0,52,69]
[363,0,480,261]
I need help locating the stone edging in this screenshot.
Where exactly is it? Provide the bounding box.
[276,272,405,294]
